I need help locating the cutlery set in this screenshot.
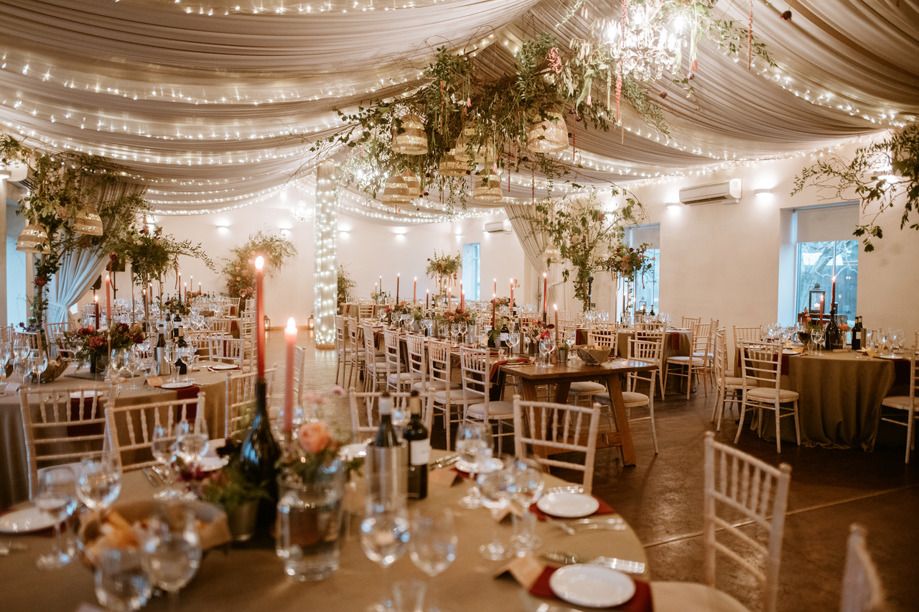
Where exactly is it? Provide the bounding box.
[540,550,646,576]
[543,516,627,535]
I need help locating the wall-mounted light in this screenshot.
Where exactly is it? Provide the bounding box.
[752,187,773,196]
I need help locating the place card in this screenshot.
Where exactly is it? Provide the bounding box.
[493,554,544,589]
[429,468,459,488]
[145,376,164,387]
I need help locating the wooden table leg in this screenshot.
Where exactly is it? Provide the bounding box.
[604,373,637,467]
[520,380,539,402]
[552,381,571,404]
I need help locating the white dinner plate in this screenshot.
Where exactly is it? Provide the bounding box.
[197,456,228,472]
[536,491,600,518]
[160,381,195,390]
[549,564,636,608]
[206,363,239,371]
[70,390,104,399]
[339,442,370,461]
[0,506,57,534]
[455,457,503,474]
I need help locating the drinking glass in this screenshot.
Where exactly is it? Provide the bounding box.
[477,457,515,560]
[35,466,78,569]
[510,460,546,556]
[457,322,468,344]
[455,420,493,509]
[409,508,457,577]
[811,327,825,356]
[175,419,209,470]
[127,347,145,388]
[28,349,48,387]
[94,546,152,612]
[538,337,555,365]
[506,332,520,356]
[143,502,201,611]
[150,426,177,497]
[421,317,433,337]
[360,503,410,569]
[78,453,123,518]
[110,348,130,386]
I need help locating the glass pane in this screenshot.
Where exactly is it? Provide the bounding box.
[462,243,480,301]
[632,249,660,314]
[795,240,858,325]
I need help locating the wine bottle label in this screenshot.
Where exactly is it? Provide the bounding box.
[410,440,431,466]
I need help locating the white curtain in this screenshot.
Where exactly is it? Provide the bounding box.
[504,203,568,312]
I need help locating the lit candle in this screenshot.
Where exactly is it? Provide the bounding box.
[94,295,100,329]
[255,256,266,378]
[284,317,297,433]
[492,294,496,326]
[543,273,548,314]
[198,282,202,294]
[461,290,465,310]
[831,275,836,310]
[554,304,559,347]
[493,278,497,295]
[413,277,417,303]
[819,295,825,318]
[396,273,400,303]
[426,289,430,310]
[105,275,112,327]
[510,278,514,307]
[189,275,193,293]
[459,281,463,303]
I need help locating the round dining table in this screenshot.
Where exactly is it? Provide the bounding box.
[0,363,237,509]
[0,455,654,611]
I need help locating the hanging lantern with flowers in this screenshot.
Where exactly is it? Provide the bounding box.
[472,166,503,203]
[526,110,569,154]
[391,113,428,156]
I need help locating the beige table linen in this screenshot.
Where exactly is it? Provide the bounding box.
[0,364,231,509]
[0,460,649,611]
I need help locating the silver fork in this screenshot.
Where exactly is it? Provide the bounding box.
[545,516,627,534]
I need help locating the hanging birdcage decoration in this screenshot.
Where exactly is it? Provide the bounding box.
[16,222,49,253]
[526,111,568,153]
[391,113,428,156]
[472,167,503,203]
[380,173,412,205]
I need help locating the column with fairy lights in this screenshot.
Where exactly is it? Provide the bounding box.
[314,161,338,349]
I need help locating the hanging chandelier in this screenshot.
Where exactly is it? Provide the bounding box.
[472,167,503,203]
[291,199,313,222]
[527,111,569,154]
[603,1,685,83]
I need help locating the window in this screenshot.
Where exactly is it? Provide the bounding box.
[794,204,858,324]
[462,242,480,300]
[627,224,660,314]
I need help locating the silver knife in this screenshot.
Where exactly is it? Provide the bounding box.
[540,550,646,575]
[429,454,459,469]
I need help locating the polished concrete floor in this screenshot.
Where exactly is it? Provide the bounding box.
[276,331,918,611]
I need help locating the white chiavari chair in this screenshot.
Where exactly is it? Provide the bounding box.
[665,324,706,400]
[382,328,412,393]
[206,336,248,369]
[879,350,918,463]
[512,396,600,494]
[459,347,514,452]
[711,330,743,431]
[361,323,386,392]
[735,341,800,453]
[106,395,206,471]
[427,339,465,449]
[348,390,430,442]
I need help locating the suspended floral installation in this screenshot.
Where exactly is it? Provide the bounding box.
[222,231,298,305]
[793,120,919,251]
[307,1,772,209]
[425,251,462,296]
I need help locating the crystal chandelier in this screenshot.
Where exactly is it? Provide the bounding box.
[291,199,313,222]
[604,1,685,82]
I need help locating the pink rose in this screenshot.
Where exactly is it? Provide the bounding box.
[298,421,331,454]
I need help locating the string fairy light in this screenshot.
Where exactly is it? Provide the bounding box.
[314,161,338,348]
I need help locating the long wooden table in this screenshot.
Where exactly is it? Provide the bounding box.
[501,359,658,467]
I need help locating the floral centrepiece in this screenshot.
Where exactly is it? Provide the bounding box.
[280,419,362,485]
[436,307,476,327]
[426,251,461,295]
[66,323,144,364]
[604,243,654,285]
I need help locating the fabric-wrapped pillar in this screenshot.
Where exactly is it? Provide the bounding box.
[314,162,338,350]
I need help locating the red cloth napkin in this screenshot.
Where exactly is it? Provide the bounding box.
[528,497,615,521]
[489,357,530,380]
[529,565,653,611]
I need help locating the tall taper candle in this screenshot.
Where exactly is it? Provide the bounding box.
[284,317,297,433]
[426,290,430,310]
[831,275,836,309]
[493,278,497,296]
[105,275,112,327]
[255,256,266,378]
[396,274,400,303]
[542,273,548,314]
[554,304,559,347]
[510,278,514,307]
[413,277,417,303]
[461,290,465,310]
[94,295,100,329]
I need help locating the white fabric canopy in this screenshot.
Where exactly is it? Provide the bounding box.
[0,0,916,218]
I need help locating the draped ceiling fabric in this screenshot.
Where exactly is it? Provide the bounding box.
[0,0,916,220]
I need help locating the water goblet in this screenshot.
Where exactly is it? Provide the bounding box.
[409,508,457,578]
[35,466,78,569]
[477,456,515,560]
[174,419,209,470]
[94,546,152,612]
[506,332,520,356]
[109,348,130,386]
[360,502,410,569]
[455,420,493,509]
[811,326,825,356]
[538,336,555,365]
[28,349,48,387]
[143,502,202,612]
[510,460,546,555]
[457,321,468,344]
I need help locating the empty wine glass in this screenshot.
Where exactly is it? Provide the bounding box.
[409,507,457,577]
[143,502,202,612]
[151,426,177,497]
[175,419,209,470]
[811,326,825,356]
[78,453,123,519]
[109,348,130,386]
[94,546,152,612]
[34,466,78,569]
[27,349,48,387]
[455,421,493,509]
[456,322,468,344]
[506,331,520,356]
[510,460,546,556]
[538,336,555,365]
[360,503,410,569]
[477,456,515,560]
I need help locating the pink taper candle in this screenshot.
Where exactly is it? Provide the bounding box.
[396,274,400,303]
[554,304,559,346]
[283,317,297,433]
[543,273,548,314]
[510,278,514,307]
[255,256,266,378]
[94,295,100,329]
[831,275,836,310]
[413,277,417,303]
[105,275,112,326]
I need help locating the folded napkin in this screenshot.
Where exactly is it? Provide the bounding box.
[1,382,20,396]
[529,565,653,611]
[489,357,531,379]
[528,497,615,521]
[865,348,880,358]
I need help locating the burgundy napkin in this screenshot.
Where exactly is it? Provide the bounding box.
[528,497,615,521]
[489,357,531,379]
[529,565,653,611]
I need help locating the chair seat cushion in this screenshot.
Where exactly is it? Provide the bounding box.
[621,391,650,407]
[881,395,916,410]
[724,376,744,387]
[433,388,468,402]
[413,380,460,392]
[568,381,606,394]
[649,582,749,612]
[466,400,514,419]
[387,373,413,384]
[667,356,704,366]
[747,387,799,402]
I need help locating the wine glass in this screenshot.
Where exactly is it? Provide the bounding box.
[510,459,546,555]
[476,456,515,560]
[151,426,178,497]
[456,322,468,344]
[78,453,123,519]
[538,336,555,365]
[811,326,825,356]
[175,419,209,470]
[143,502,202,611]
[27,349,48,387]
[409,507,457,577]
[421,316,433,337]
[506,331,520,356]
[455,421,493,509]
[127,346,145,388]
[34,466,78,569]
[360,503,410,569]
[109,348,130,386]
[94,546,152,612]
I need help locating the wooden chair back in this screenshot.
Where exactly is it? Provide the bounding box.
[512,396,600,494]
[405,334,427,389]
[106,394,206,471]
[348,390,429,441]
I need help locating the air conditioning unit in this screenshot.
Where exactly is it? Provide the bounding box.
[484,219,511,233]
[679,178,742,205]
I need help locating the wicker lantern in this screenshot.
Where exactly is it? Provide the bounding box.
[72,206,104,236]
[472,168,503,202]
[438,148,471,178]
[526,111,569,154]
[391,113,428,156]
[380,173,412,205]
[401,170,422,198]
[16,222,49,253]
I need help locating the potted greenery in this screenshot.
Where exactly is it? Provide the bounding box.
[200,439,271,542]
